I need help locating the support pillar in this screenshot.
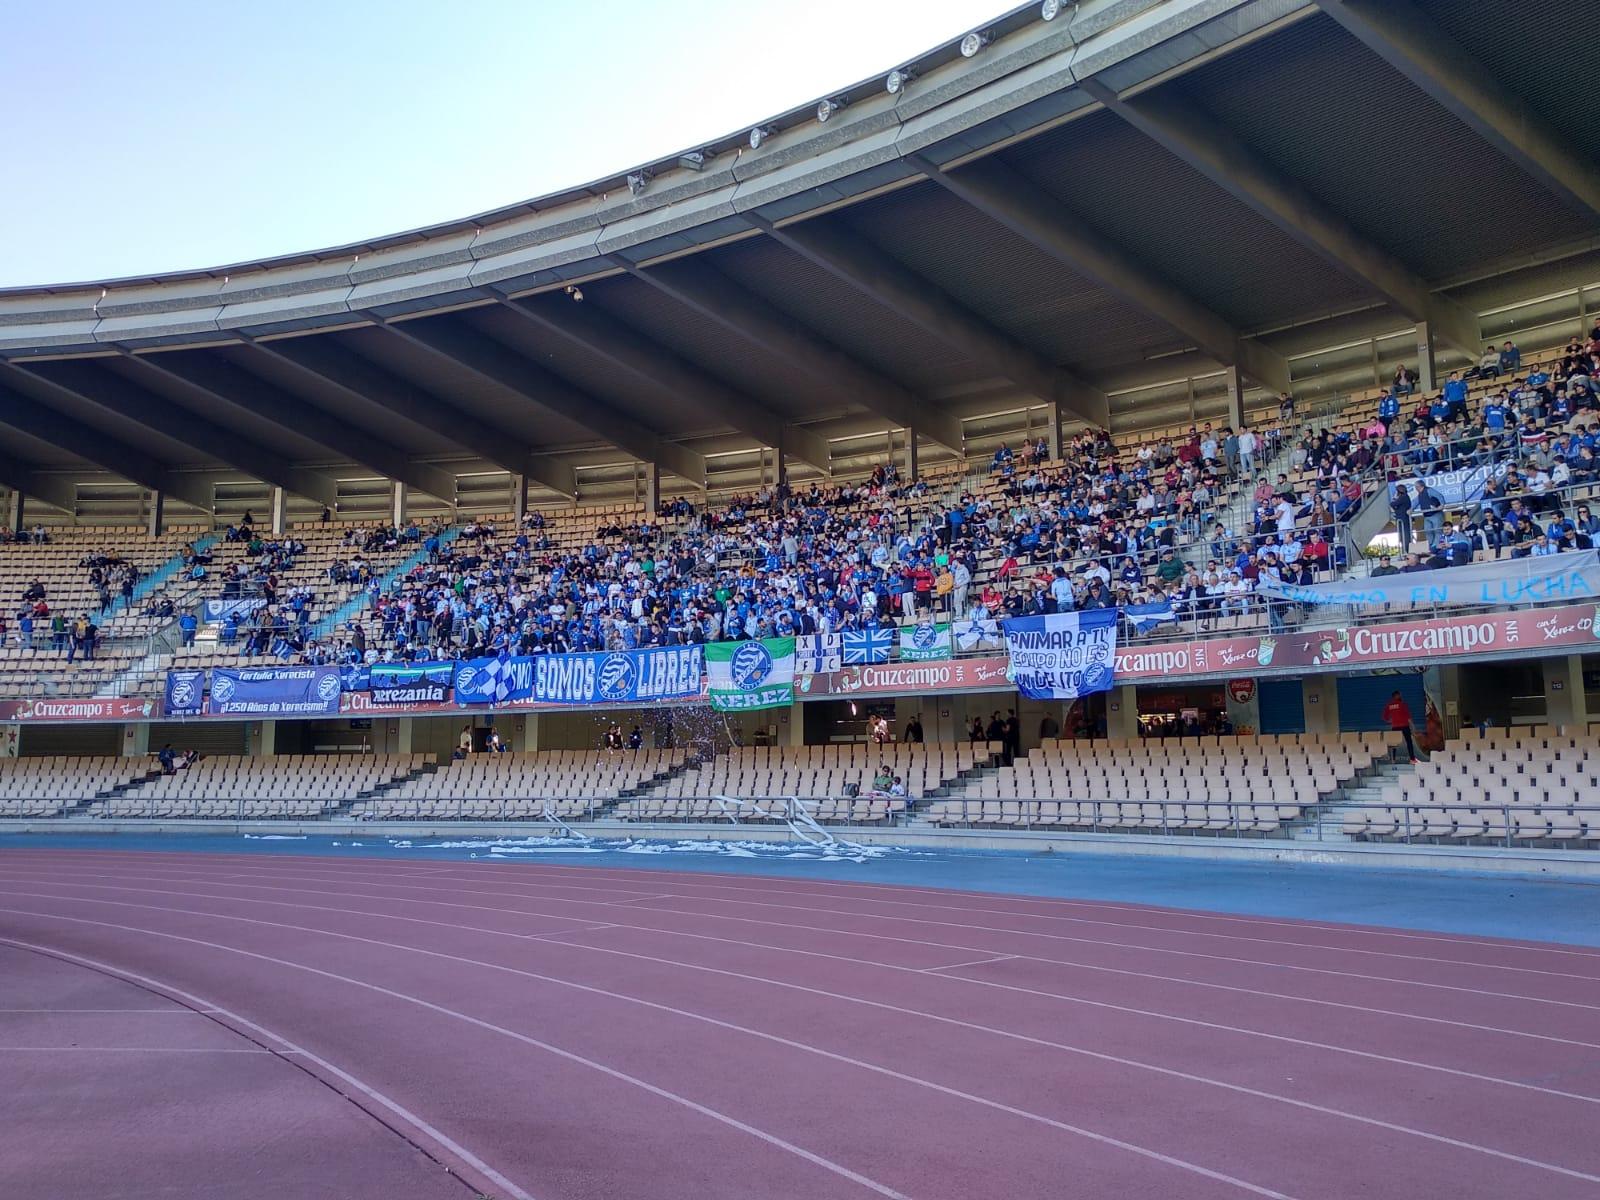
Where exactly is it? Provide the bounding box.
[389,480,407,529]
[1542,655,1590,731]
[1047,402,1063,461]
[270,486,287,536]
[1106,684,1139,742]
[1302,675,1341,734]
[642,464,660,515]
[7,490,23,535]
[248,720,277,757]
[1414,321,1437,394]
[902,430,919,481]
[778,704,803,747]
[510,713,539,753]
[145,491,164,537]
[122,722,150,757]
[1222,364,1245,432]
[511,474,527,523]
[395,717,415,755]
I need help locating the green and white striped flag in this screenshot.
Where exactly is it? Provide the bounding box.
[706,637,796,712]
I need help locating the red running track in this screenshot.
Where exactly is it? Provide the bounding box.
[2,848,1598,1200]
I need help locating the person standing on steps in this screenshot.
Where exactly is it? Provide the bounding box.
[1382,690,1419,763]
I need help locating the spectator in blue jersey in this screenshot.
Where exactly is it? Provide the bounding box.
[1428,394,1452,426]
[178,611,198,647]
[1482,393,1510,432]
[1499,341,1521,375]
[1442,371,1469,411]
[1378,390,1401,429]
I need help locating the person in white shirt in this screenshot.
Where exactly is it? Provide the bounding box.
[1238,428,1258,473]
[1275,497,1297,536]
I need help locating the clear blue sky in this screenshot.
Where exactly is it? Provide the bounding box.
[2,0,1006,287]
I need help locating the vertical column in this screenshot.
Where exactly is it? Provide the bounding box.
[1542,655,1590,731]
[145,491,165,537]
[248,720,277,757]
[1106,684,1139,742]
[270,486,287,536]
[1047,402,1063,460]
[389,480,407,528]
[122,723,150,757]
[642,464,660,515]
[1302,675,1341,734]
[1414,321,1437,394]
[395,717,415,755]
[510,713,539,753]
[1222,364,1245,432]
[511,474,527,523]
[7,490,24,535]
[902,431,919,481]
[778,705,803,747]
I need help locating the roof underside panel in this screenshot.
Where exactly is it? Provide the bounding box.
[2,429,89,469]
[705,237,987,394]
[6,365,222,469]
[1176,14,1595,281]
[578,277,847,423]
[835,180,1193,374]
[1411,0,1600,163]
[997,108,1380,332]
[336,323,598,450]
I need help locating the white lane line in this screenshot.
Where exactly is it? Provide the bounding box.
[7,895,1598,1189]
[0,906,1286,1199]
[0,1045,273,1053]
[0,936,536,1200]
[922,955,1017,973]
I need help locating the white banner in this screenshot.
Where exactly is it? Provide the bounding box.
[1001,609,1119,700]
[1257,550,1600,609]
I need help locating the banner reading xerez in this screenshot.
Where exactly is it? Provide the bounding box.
[708,638,795,711]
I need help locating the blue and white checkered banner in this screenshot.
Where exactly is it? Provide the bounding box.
[206,666,342,716]
[452,656,534,706]
[532,646,704,706]
[841,629,893,664]
[339,663,371,693]
[952,617,1003,653]
[1002,609,1119,701]
[163,669,205,716]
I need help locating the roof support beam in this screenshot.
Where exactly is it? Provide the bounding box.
[615,256,965,454]
[0,375,212,510]
[372,315,706,487]
[749,213,1110,430]
[489,293,833,474]
[912,153,1292,396]
[134,351,458,503]
[0,451,76,513]
[239,334,576,498]
[1081,78,1482,358]
[77,350,337,505]
[1317,0,1600,224]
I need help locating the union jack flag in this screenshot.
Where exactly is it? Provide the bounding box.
[842,628,894,664]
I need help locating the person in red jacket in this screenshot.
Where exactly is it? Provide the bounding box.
[1383,690,1418,762]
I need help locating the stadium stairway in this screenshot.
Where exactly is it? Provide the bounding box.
[132,533,217,604]
[312,525,463,642]
[1284,753,1410,844]
[321,761,441,819]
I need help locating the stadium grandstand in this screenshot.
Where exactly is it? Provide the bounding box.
[6,5,1600,1200]
[0,0,1598,861]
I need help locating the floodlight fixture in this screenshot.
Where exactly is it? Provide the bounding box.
[886,67,915,94]
[960,30,991,57]
[816,97,845,123]
[749,125,775,150]
[678,149,707,171]
[626,171,651,197]
[1040,0,1063,19]
[565,285,584,303]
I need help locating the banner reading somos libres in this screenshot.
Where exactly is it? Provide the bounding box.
[707,637,795,711]
[1001,609,1119,701]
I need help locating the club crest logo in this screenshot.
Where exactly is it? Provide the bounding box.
[597,653,637,701]
[730,641,774,690]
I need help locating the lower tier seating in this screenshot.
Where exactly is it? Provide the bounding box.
[0,755,157,818]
